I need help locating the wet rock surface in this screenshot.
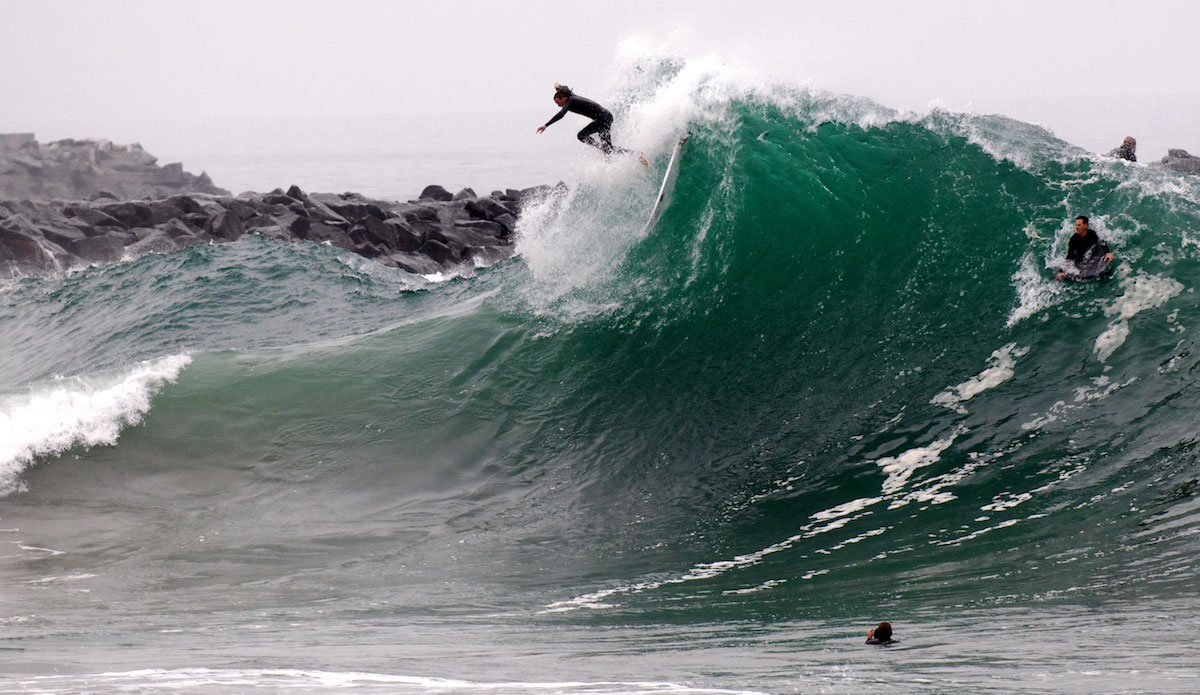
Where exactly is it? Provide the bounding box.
[0,184,547,278]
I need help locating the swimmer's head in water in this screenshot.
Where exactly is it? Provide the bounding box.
[874,622,892,641]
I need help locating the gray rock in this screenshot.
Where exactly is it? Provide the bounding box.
[156,162,187,185]
[419,185,453,202]
[418,238,456,265]
[385,219,423,253]
[451,220,506,245]
[300,221,353,250]
[303,199,350,228]
[11,155,44,172]
[318,198,387,223]
[126,230,179,256]
[40,223,88,248]
[98,201,154,228]
[207,210,246,240]
[493,213,517,236]
[402,205,440,222]
[161,218,199,239]
[466,197,514,220]
[65,204,126,229]
[0,214,58,273]
[0,133,36,149]
[68,234,125,263]
[1161,149,1200,175]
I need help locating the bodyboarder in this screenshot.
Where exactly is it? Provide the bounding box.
[1056,215,1115,281]
[537,83,647,166]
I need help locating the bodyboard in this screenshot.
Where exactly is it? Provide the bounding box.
[1058,255,1113,282]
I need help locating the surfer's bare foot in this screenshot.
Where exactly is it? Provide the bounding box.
[638,151,648,167]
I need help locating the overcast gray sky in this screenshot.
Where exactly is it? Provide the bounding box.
[2,0,1198,155]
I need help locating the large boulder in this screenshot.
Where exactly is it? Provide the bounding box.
[97,201,154,228]
[1161,149,1200,176]
[64,204,126,229]
[207,209,246,240]
[418,184,453,202]
[126,229,179,256]
[0,214,58,274]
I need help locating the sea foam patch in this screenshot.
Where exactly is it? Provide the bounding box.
[1094,272,1183,361]
[875,429,962,496]
[931,343,1028,413]
[0,354,190,495]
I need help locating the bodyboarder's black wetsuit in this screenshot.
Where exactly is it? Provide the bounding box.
[1066,228,1110,264]
[544,94,629,155]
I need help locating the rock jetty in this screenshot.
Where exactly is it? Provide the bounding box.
[0,183,539,278]
[0,132,227,200]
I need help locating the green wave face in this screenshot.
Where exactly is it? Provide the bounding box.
[485,94,1200,617]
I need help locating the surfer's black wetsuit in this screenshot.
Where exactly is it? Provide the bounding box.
[1114,143,1137,162]
[1066,228,1110,264]
[544,94,629,155]
[865,638,897,646]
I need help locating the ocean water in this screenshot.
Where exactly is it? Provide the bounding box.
[4,56,1200,694]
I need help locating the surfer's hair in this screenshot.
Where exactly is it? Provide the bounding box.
[1075,215,1089,225]
[874,622,892,640]
[554,85,573,99]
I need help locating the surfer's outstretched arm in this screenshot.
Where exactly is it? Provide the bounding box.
[537,105,570,134]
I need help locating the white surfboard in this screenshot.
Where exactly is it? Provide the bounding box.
[641,134,689,235]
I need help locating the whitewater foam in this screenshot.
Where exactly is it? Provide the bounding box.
[931,343,1028,413]
[0,354,191,495]
[1094,272,1183,361]
[9,668,769,695]
[875,429,962,496]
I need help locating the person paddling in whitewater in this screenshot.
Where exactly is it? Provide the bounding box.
[536,83,648,166]
[1055,214,1115,281]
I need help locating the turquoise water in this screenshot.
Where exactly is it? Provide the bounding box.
[3,62,1200,693]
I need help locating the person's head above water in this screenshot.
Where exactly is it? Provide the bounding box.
[1075,215,1090,235]
[869,621,892,641]
[553,84,573,106]
[1123,136,1137,150]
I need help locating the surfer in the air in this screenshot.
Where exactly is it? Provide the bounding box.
[537,83,648,166]
[1056,215,1115,281]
